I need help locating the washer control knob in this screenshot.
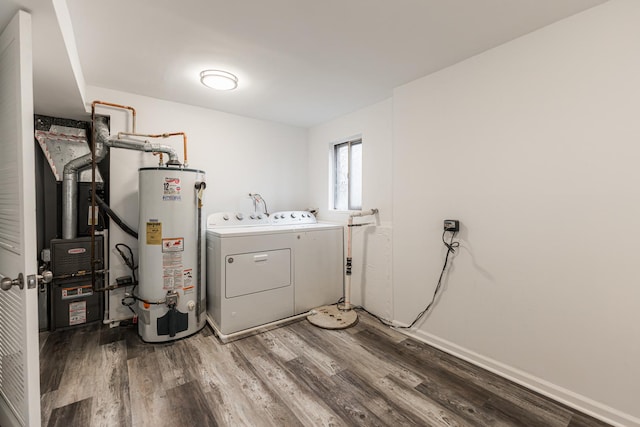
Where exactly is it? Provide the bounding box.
[291,213,297,218]
[236,213,244,220]
[258,214,263,219]
[249,214,256,219]
[223,214,229,221]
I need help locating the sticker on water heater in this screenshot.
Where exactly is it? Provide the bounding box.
[163,252,183,290]
[163,195,181,201]
[163,177,182,201]
[163,269,183,290]
[162,238,184,252]
[183,269,193,289]
[146,222,162,245]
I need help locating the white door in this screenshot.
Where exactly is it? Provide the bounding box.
[0,10,41,427]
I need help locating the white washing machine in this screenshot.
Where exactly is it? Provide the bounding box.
[206,211,343,340]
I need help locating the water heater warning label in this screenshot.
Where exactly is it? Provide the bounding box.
[146,222,162,245]
[163,177,181,201]
[183,269,193,290]
[163,251,183,290]
[162,238,184,252]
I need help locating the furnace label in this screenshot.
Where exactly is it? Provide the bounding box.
[61,285,93,300]
[69,301,87,325]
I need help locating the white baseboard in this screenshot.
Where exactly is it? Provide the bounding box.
[398,328,640,427]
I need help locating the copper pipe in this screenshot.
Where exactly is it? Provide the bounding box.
[91,100,136,132]
[117,131,188,166]
[90,103,97,291]
[88,99,137,292]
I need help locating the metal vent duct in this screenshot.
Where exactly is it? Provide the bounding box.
[35,126,103,183]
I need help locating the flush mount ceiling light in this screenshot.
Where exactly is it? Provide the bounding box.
[200,70,238,91]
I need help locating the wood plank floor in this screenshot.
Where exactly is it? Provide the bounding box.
[40,312,611,427]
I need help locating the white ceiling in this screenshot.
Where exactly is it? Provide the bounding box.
[4,0,608,128]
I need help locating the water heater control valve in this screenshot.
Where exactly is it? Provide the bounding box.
[166,292,178,308]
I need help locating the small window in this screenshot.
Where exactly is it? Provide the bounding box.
[333,138,362,211]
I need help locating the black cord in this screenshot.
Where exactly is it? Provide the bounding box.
[114,244,166,306]
[122,289,165,305]
[96,194,139,239]
[122,296,136,308]
[116,243,155,309]
[115,243,138,283]
[353,229,459,329]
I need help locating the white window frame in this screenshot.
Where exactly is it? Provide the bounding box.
[330,136,362,211]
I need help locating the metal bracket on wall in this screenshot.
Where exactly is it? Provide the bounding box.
[27,274,36,289]
[27,271,52,289]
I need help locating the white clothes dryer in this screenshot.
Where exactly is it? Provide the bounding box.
[206,211,343,341]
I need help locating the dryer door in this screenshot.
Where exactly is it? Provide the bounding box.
[225,249,291,298]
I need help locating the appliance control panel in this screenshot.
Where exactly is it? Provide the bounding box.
[206,212,270,228]
[269,211,316,225]
[206,211,317,228]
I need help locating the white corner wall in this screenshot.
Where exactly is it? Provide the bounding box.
[392,0,640,425]
[86,86,308,321]
[308,99,393,318]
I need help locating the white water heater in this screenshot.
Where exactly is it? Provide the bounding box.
[137,167,206,342]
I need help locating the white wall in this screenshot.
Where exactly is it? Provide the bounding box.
[68,1,640,423]
[85,86,308,321]
[393,0,640,425]
[307,99,393,318]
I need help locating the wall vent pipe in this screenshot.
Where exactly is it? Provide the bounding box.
[61,117,109,239]
[61,117,182,239]
[106,137,180,165]
[117,131,188,166]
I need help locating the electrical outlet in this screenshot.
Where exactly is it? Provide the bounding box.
[444,219,459,232]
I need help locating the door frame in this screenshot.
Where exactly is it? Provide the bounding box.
[0,9,40,427]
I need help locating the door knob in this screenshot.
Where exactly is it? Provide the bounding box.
[1,273,23,291]
[0,272,52,291]
[28,271,53,289]
[39,271,53,284]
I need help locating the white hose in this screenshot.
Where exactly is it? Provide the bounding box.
[341,208,379,310]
